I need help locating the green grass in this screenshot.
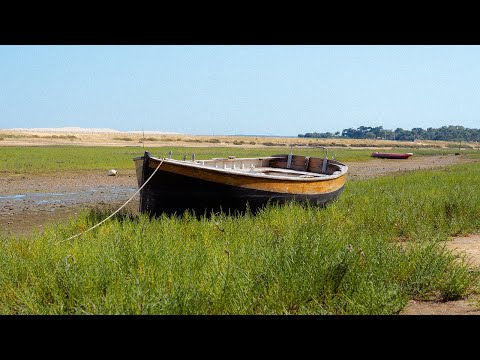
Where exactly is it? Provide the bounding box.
[1,161,479,314]
[1,145,479,174]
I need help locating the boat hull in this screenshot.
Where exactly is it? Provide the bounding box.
[135,153,347,216]
[371,152,413,159]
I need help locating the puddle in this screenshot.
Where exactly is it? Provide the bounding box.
[0,186,137,209]
[0,194,27,200]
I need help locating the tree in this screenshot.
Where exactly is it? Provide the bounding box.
[297,125,480,142]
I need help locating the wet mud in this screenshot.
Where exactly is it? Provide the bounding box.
[0,170,139,237]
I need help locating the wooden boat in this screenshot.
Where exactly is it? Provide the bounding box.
[133,147,348,217]
[371,152,413,159]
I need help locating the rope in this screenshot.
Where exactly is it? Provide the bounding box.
[56,158,164,245]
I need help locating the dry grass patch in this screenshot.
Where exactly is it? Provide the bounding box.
[1,129,480,150]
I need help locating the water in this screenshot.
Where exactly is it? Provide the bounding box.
[0,185,137,208]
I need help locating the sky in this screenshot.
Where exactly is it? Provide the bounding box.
[0,45,479,137]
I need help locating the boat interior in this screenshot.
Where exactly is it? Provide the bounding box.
[185,154,346,178]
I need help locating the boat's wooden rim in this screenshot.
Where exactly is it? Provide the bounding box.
[137,155,348,182]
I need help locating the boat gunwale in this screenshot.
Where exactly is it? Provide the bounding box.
[138,154,348,182]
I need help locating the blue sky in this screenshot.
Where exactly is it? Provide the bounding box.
[1,45,479,136]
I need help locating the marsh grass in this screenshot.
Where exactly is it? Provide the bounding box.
[1,162,479,314]
[1,146,478,174]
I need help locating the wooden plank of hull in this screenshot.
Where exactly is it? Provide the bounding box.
[140,158,346,195]
[135,155,346,216]
[138,168,345,216]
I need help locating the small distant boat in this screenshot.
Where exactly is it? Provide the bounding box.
[371,152,413,159]
[134,147,348,216]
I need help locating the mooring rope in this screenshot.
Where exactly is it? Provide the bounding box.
[56,158,164,245]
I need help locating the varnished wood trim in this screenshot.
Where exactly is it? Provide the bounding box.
[140,157,347,195]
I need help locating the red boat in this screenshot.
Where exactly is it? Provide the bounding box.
[371,152,413,159]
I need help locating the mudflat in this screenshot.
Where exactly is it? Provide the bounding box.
[0,169,139,237]
[2,154,477,237]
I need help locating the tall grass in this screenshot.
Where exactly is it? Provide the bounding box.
[1,162,479,314]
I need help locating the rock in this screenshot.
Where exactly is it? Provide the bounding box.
[107,169,118,176]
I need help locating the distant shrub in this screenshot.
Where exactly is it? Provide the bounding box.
[233,140,245,145]
[349,143,370,147]
[0,137,3,141]
[262,142,286,146]
[113,137,134,141]
[2,134,20,138]
[185,139,202,143]
[207,138,221,143]
[249,141,256,145]
[42,135,77,139]
[141,137,158,141]
[328,142,348,147]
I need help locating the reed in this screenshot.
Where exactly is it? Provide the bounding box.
[0,162,479,314]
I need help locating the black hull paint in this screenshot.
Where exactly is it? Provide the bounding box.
[139,160,345,217]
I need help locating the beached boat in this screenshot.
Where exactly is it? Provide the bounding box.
[371,152,413,159]
[133,148,348,216]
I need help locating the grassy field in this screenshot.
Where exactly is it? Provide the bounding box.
[1,145,479,174]
[1,160,479,314]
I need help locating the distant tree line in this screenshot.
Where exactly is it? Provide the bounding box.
[298,125,480,142]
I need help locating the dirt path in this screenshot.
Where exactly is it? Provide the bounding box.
[1,153,479,314]
[399,233,480,315]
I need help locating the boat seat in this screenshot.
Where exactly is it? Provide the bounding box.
[248,167,325,177]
